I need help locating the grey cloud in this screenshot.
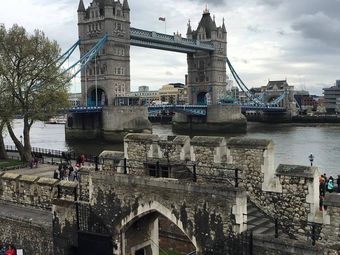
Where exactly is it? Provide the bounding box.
[277,29,285,36]
[256,0,282,7]
[188,0,227,7]
[247,25,261,33]
[165,71,174,76]
[291,12,340,48]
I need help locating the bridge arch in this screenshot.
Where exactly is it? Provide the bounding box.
[197,91,208,105]
[88,86,108,106]
[119,200,198,253]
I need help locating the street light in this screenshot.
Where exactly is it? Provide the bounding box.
[308,153,314,166]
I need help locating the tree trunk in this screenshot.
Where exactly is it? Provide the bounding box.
[0,122,7,159]
[6,122,31,162]
[22,117,32,162]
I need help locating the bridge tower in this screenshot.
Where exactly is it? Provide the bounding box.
[77,0,131,106]
[186,8,228,105]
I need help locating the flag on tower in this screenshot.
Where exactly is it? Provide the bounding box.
[159,17,166,21]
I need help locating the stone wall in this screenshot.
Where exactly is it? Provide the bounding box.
[0,214,53,255]
[0,172,77,209]
[320,193,340,252]
[227,138,320,239]
[121,134,322,241]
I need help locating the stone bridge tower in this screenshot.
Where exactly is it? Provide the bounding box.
[186,8,228,105]
[77,0,131,106]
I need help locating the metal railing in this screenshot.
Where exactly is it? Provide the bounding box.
[5,145,97,164]
[99,157,242,187]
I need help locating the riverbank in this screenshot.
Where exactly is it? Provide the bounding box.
[292,115,340,123]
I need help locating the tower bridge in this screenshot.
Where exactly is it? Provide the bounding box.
[66,0,247,140]
[66,0,298,140]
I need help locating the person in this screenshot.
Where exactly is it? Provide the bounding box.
[53,169,60,180]
[328,176,334,193]
[5,244,15,255]
[319,178,326,197]
[80,154,85,166]
[337,175,340,193]
[64,167,69,181]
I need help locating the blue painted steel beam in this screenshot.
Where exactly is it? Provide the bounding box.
[148,105,207,116]
[68,106,103,113]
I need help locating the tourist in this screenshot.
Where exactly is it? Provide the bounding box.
[319,177,326,197]
[0,242,6,254]
[327,176,334,193]
[5,244,15,255]
[64,167,69,181]
[53,169,60,180]
[80,154,85,166]
[337,175,340,193]
[69,166,74,178]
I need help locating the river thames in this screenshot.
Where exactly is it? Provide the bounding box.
[4,120,340,178]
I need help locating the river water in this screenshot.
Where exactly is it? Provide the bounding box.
[4,120,340,177]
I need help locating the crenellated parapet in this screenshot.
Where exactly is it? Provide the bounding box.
[0,172,78,210]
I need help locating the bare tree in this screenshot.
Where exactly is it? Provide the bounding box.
[0,24,70,161]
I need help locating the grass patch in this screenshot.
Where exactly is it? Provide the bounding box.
[0,159,23,168]
[159,250,182,255]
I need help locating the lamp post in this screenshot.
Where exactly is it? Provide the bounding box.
[308,153,314,166]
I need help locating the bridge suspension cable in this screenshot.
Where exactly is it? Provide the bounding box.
[62,33,108,83]
[226,57,264,105]
[226,57,288,107]
[57,39,80,68]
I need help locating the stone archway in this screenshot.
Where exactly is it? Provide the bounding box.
[119,201,197,255]
[88,87,107,106]
[197,91,207,105]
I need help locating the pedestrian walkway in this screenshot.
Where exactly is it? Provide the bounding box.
[4,164,56,178]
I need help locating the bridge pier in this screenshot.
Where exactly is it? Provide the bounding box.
[65,106,152,142]
[172,105,247,133]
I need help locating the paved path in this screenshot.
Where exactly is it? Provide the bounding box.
[4,164,57,178]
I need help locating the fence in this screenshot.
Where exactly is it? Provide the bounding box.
[99,157,242,187]
[5,145,97,164]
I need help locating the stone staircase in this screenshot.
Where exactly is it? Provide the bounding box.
[246,202,277,236]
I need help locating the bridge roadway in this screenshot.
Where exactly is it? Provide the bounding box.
[68,104,287,116]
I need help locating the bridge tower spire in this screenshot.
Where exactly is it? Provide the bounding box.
[78,0,131,106]
[186,9,228,105]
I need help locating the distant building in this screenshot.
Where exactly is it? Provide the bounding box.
[127,86,159,105]
[159,84,184,104]
[261,80,294,108]
[323,81,340,113]
[68,93,82,107]
[138,86,149,92]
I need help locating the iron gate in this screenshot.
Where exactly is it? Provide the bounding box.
[76,203,114,255]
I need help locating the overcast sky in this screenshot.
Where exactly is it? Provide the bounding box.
[1,0,339,95]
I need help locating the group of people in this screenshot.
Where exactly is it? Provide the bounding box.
[53,163,79,181]
[53,154,86,181]
[319,174,340,211]
[0,243,15,255]
[29,153,42,169]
